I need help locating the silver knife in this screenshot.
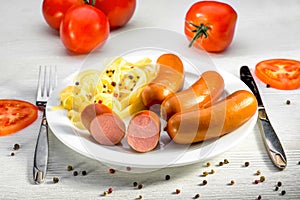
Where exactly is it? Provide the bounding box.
[240,65,287,170]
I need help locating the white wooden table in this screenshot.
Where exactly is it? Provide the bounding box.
[1,0,300,199]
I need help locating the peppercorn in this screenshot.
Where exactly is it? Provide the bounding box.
[219,161,224,166]
[275,186,279,191]
[111,81,116,87]
[175,189,181,194]
[286,100,291,105]
[256,170,261,175]
[13,143,20,150]
[254,180,260,184]
[203,171,208,176]
[67,165,73,171]
[109,168,115,174]
[230,180,235,185]
[138,194,143,199]
[298,161,300,165]
[206,162,211,167]
[194,193,200,199]
[133,182,138,187]
[82,170,87,176]
[73,171,78,176]
[126,166,131,171]
[210,169,215,174]
[260,176,265,182]
[257,195,262,200]
[138,184,143,189]
[266,84,270,88]
[224,159,229,164]
[277,181,282,187]
[165,175,171,180]
[10,152,15,156]
[245,162,250,167]
[281,190,286,195]
[202,180,208,185]
[108,187,113,194]
[53,177,59,183]
[103,191,108,196]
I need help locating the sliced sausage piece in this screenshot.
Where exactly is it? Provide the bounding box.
[81,103,112,130]
[126,110,161,152]
[141,53,184,108]
[161,70,224,120]
[90,112,126,145]
[166,90,258,144]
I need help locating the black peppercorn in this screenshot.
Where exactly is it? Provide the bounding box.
[138,184,143,189]
[277,181,282,187]
[73,171,78,176]
[165,175,170,180]
[13,143,20,150]
[82,170,87,176]
[133,182,138,187]
[53,177,59,183]
[281,190,286,195]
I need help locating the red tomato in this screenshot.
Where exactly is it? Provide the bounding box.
[91,0,136,29]
[184,1,237,52]
[255,59,300,90]
[0,99,38,136]
[42,0,85,30]
[60,5,110,54]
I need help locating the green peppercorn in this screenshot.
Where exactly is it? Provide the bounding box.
[210,169,215,174]
[53,177,59,183]
[260,176,265,182]
[206,162,211,167]
[203,171,208,176]
[103,191,108,196]
[256,170,261,175]
[67,165,73,171]
[224,159,229,164]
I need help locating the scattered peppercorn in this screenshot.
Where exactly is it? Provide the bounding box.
[257,195,262,200]
[52,177,59,183]
[111,81,116,87]
[133,182,138,187]
[256,170,261,175]
[275,186,279,191]
[245,162,250,167]
[210,169,215,174]
[108,187,113,194]
[281,190,286,195]
[260,176,265,182]
[82,170,87,176]
[73,171,78,176]
[219,161,224,166]
[126,166,131,171]
[138,194,143,199]
[109,168,116,174]
[202,180,208,185]
[194,193,200,199]
[286,100,291,105]
[206,162,211,167]
[224,159,229,164]
[103,191,108,196]
[203,171,208,176]
[175,189,181,194]
[254,180,260,184]
[13,143,20,150]
[277,181,282,187]
[230,180,235,185]
[75,81,79,86]
[165,175,171,180]
[138,184,143,189]
[10,152,15,156]
[266,84,270,88]
[298,161,300,165]
[67,165,73,171]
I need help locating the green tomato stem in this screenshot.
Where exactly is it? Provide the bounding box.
[188,22,210,48]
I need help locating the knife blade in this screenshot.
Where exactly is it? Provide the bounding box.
[240,65,287,170]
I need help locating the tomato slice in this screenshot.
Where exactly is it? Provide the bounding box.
[0,99,38,136]
[255,59,300,90]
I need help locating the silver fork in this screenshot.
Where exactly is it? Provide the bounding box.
[33,65,57,184]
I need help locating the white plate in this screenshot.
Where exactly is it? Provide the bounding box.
[47,28,257,170]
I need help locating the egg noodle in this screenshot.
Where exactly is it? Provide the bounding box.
[59,57,157,129]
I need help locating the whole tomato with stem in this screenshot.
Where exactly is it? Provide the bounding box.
[42,0,85,30]
[184,1,237,52]
[60,4,110,54]
[91,0,136,29]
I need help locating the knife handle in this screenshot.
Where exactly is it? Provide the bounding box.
[258,109,287,170]
[33,114,49,184]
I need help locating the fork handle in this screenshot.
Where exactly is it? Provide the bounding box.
[33,113,49,184]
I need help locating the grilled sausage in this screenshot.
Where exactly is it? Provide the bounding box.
[166,90,258,144]
[161,70,224,120]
